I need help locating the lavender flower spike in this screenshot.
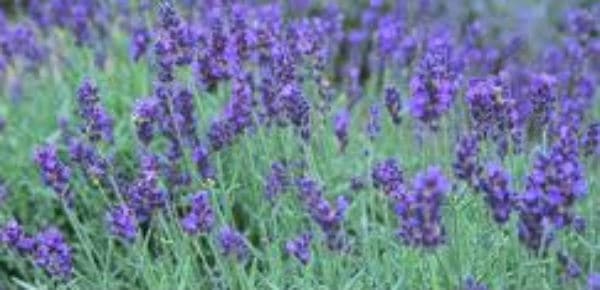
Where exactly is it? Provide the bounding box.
[34,145,72,204]
[285,233,312,265]
[180,191,215,235]
[218,226,249,261]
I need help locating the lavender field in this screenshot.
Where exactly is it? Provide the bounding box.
[0,1,599,289]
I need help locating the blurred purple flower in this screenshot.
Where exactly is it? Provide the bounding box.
[588,273,600,290]
[106,204,138,242]
[365,104,381,141]
[33,227,73,280]
[0,220,35,254]
[180,191,214,235]
[334,109,350,152]
[218,226,249,261]
[384,87,402,125]
[285,233,312,265]
[265,162,289,201]
[463,276,489,290]
[453,132,482,189]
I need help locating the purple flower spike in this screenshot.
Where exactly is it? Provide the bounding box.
[365,104,381,141]
[285,233,312,265]
[582,122,600,157]
[133,97,161,145]
[76,78,114,143]
[296,177,350,250]
[207,119,235,151]
[130,25,151,62]
[409,37,457,130]
[384,87,402,125]
[192,145,216,181]
[106,204,138,242]
[126,154,167,221]
[453,133,482,189]
[0,220,34,254]
[395,166,449,248]
[180,191,214,235]
[334,109,350,152]
[33,227,73,280]
[264,162,289,201]
[465,77,503,137]
[480,163,513,224]
[372,158,406,200]
[34,145,72,204]
[218,226,249,261]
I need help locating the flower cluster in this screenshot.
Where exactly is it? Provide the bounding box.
[125,154,167,222]
[384,87,402,125]
[0,220,34,254]
[285,233,312,265]
[479,163,513,224]
[34,145,72,204]
[180,191,215,235]
[465,77,505,137]
[76,78,114,143]
[192,145,216,181]
[372,158,406,200]
[264,161,290,201]
[409,37,457,130]
[68,137,109,183]
[334,109,351,152]
[130,25,152,62]
[453,132,482,189]
[582,122,599,157]
[394,166,449,248]
[106,204,138,242]
[33,227,74,280]
[365,104,381,141]
[296,177,350,250]
[218,226,249,261]
[517,131,587,251]
[132,97,161,145]
[1,221,73,280]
